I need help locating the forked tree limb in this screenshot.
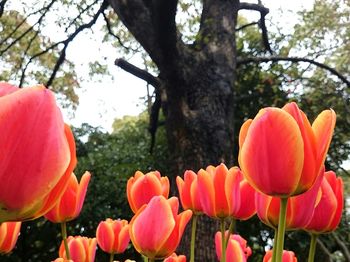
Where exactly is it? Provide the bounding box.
[237,56,350,87]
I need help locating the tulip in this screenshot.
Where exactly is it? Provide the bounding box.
[239,102,336,197]
[176,170,202,214]
[164,253,187,262]
[44,172,91,223]
[0,83,77,222]
[59,236,97,262]
[215,231,252,262]
[256,169,324,230]
[129,196,192,260]
[52,258,73,262]
[0,221,21,253]
[230,167,256,220]
[96,218,130,255]
[263,250,297,262]
[304,171,343,233]
[127,171,170,213]
[197,164,241,219]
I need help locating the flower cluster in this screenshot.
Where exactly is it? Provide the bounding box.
[0,82,344,262]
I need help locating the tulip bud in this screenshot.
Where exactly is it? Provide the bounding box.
[263,250,297,262]
[127,171,169,213]
[44,172,91,223]
[239,102,335,197]
[59,236,97,262]
[129,196,192,260]
[164,253,186,262]
[96,218,130,254]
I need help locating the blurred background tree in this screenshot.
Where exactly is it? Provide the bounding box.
[0,0,349,261]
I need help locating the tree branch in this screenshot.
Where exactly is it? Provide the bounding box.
[239,2,272,54]
[236,21,258,31]
[0,0,8,17]
[332,232,350,261]
[114,58,160,89]
[237,56,350,87]
[108,0,179,67]
[0,0,57,55]
[317,238,334,261]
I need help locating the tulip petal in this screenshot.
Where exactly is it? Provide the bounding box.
[197,169,216,217]
[130,196,175,258]
[239,107,304,196]
[283,103,317,194]
[213,164,230,217]
[0,82,18,97]
[225,167,241,216]
[312,109,336,171]
[96,221,114,253]
[325,172,343,231]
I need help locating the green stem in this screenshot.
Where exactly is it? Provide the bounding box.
[275,197,288,262]
[307,234,318,262]
[220,219,226,262]
[225,218,236,247]
[109,252,114,262]
[61,222,71,260]
[271,228,278,262]
[190,214,198,262]
[143,255,149,262]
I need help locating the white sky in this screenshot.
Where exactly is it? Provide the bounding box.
[59,0,314,132]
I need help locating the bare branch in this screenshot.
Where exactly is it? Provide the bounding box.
[236,21,258,31]
[237,56,350,87]
[65,0,100,32]
[102,11,139,52]
[0,0,57,55]
[316,238,334,261]
[19,0,108,87]
[114,58,160,88]
[0,0,8,17]
[332,232,350,261]
[239,2,272,54]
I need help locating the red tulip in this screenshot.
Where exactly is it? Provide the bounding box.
[164,253,187,262]
[263,250,297,262]
[239,102,336,197]
[96,218,130,254]
[176,170,203,214]
[0,221,21,253]
[59,236,97,262]
[230,167,256,220]
[197,164,241,218]
[129,196,192,260]
[256,169,324,230]
[0,83,77,221]
[44,172,91,223]
[215,231,252,262]
[127,170,170,213]
[304,171,343,233]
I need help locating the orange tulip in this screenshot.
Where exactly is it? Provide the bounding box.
[0,221,21,253]
[96,218,130,254]
[304,171,343,233]
[176,170,203,214]
[197,164,241,218]
[164,253,187,262]
[239,102,336,197]
[215,231,252,262]
[127,170,170,213]
[44,172,91,223]
[256,169,324,230]
[230,167,256,220]
[129,196,192,260]
[59,236,97,262]
[263,250,297,262]
[0,83,76,222]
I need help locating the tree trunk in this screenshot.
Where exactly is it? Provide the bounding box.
[108,0,240,259]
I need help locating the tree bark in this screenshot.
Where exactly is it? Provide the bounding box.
[109,0,240,259]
